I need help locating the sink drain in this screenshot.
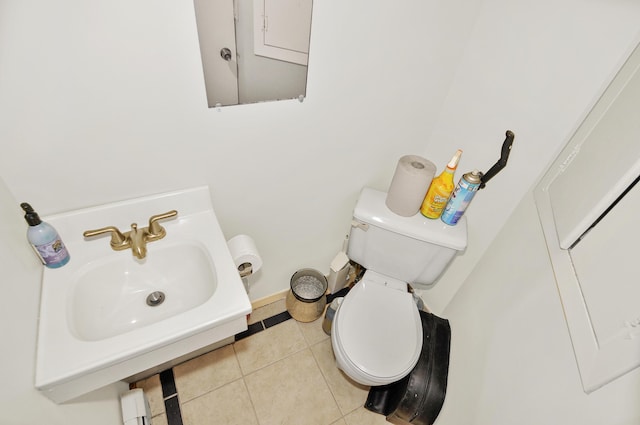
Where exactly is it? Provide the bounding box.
[146,291,165,306]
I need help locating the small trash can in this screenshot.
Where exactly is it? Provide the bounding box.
[286,268,328,322]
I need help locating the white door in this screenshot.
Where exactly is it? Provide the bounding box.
[194,0,239,106]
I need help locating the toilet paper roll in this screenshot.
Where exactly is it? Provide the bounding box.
[385,155,437,217]
[227,234,263,275]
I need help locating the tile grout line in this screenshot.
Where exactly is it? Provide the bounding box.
[308,336,343,417]
[302,307,361,421]
[239,375,262,425]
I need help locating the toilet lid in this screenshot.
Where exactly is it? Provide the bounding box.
[335,279,422,380]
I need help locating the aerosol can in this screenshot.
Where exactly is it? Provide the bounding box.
[441,170,482,225]
[441,130,515,226]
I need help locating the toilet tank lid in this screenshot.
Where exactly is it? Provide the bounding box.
[353,188,467,251]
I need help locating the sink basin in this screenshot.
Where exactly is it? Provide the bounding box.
[70,241,217,341]
[35,186,252,403]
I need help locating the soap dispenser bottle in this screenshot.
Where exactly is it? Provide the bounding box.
[420,149,462,219]
[21,203,70,268]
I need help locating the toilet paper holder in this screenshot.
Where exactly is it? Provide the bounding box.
[238,262,253,278]
[238,262,253,293]
[227,234,263,293]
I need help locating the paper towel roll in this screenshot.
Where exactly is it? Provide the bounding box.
[385,155,436,216]
[227,234,263,275]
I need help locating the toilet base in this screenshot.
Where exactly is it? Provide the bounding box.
[364,310,451,425]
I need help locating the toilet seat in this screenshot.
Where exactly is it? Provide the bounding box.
[332,272,423,386]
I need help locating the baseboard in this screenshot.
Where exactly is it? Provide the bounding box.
[251,289,289,310]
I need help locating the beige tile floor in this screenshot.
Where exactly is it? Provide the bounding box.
[135,299,391,425]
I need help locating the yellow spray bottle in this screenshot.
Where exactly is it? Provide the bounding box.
[420,149,462,219]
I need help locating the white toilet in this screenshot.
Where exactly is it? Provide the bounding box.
[331,187,467,386]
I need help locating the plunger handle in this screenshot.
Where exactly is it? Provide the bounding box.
[479,130,515,189]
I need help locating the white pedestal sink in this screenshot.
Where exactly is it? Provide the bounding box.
[35,186,252,403]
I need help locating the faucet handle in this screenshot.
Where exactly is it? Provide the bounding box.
[148,210,178,238]
[83,226,128,249]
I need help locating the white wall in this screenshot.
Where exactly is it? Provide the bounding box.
[0,176,127,425]
[1,0,640,422]
[439,192,640,425]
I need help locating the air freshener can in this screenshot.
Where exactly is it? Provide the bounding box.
[441,170,482,226]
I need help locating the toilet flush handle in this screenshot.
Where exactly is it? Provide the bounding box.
[351,220,369,231]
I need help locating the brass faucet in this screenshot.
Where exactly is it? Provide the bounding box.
[83,210,178,259]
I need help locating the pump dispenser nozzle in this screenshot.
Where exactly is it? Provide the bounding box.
[21,203,43,226]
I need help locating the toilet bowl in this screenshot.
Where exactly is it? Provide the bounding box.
[331,270,423,386]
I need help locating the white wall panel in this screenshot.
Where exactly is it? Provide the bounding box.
[535,42,640,393]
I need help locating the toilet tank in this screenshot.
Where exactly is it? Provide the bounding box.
[347,188,467,286]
